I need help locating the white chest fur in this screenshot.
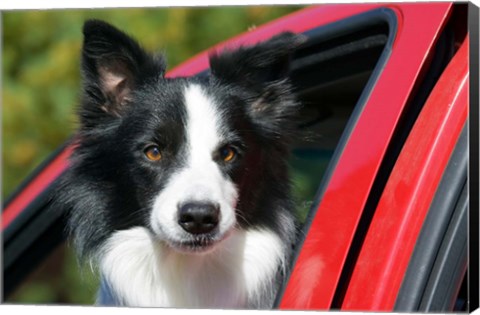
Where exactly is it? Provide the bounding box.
[98,227,285,308]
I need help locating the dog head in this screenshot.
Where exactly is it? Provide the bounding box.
[67,20,303,256]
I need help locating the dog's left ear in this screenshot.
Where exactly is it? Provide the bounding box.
[210,32,305,135]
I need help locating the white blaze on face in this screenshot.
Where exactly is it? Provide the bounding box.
[150,84,238,242]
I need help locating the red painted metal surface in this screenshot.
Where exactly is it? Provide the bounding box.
[341,37,469,311]
[279,3,453,310]
[2,146,73,230]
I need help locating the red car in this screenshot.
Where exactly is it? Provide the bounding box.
[3,2,477,312]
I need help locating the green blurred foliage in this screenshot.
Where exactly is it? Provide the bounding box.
[3,5,306,305]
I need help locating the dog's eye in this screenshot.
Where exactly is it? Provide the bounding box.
[219,145,236,163]
[144,145,162,161]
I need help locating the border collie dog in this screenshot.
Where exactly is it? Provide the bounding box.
[58,20,303,308]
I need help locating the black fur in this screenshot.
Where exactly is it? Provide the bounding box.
[56,19,304,270]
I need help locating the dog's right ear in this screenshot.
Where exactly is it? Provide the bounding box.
[81,20,166,122]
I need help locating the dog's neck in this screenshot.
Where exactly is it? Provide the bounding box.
[97,226,285,308]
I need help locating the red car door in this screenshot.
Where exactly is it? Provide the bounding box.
[279,2,463,311]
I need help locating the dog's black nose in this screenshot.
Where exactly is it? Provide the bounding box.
[177,202,220,235]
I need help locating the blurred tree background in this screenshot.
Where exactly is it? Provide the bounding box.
[2,5,312,305]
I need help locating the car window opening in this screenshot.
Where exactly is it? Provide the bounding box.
[287,20,390,224]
